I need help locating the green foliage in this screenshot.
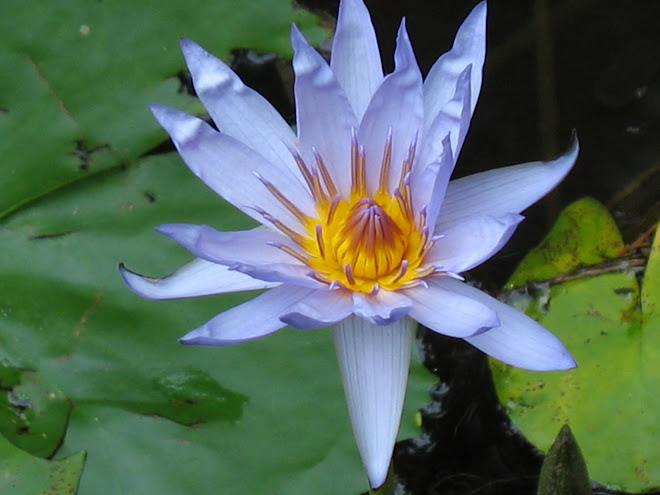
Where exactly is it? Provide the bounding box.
[506,198,623,288]
[492,199,660,491]
[0,368,72,458]
[0,434,85,495]
[0,0,326,219]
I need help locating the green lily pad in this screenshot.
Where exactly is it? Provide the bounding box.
[506,197,624,288]
[491,199,660,491]
[0,433,85,495]
[1,152,435,495]
[0,0,326,219]
[0,368,72,458]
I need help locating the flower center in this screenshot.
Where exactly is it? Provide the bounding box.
[333,198,405,279]
[256,131,436,293]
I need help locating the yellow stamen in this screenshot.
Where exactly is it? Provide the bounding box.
[260,134,433,293]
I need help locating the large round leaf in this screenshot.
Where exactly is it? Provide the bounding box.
[492,198,660,491]
[0,0,326,219]
[0,434,85,495]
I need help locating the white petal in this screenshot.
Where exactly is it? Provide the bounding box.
[180,39,299,176]
[179,285,314,346]
[437,134,579,232]
[417,65,472,172]
[438,278,576,370]
[411,134,453,226]
[155,224,298,267]
[333,315,415,488]
[291,25,358,196]
[358,20,423,194]
[119,258,278,300]
[279,289,352,329]
[423,1,486,125]
[331,0,384,120]
[150,104,314,229]
[427,213,524,273]
[155,224,326,289]
[405,279,499,337]
[231,263,327,290]
[352,290,413,326]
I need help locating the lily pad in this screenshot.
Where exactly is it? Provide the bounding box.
[0,433,85,495]
[491,199,660,491]
[0,0,326,219]
[506,197,624,288]
[0,368,72,458]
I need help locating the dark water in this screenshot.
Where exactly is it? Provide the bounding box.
[227,1,660,493]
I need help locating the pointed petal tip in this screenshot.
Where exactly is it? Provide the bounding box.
[549,131,579,166]
[367,466,389,490]
[289,22,306,49]
[148,102,168,120]
[178,333,222,346]
[336,0,372,28]
[393,17,420,71]
[398,16,408,34]
[118,262,138,289]
[554,348,578,371]
[462,1,487,32]
[179,38,208,68]
[539,130,579,184]
[153,223,201,247]
[149,104,203,144]
[473,1,487,18]
[119,263,161,300]
[568,129,580,156]
[118,262,137,280]
[177,326,254,347]
[148,101,172,113]
[177,321,256,347]
[149,103,177,137]
[524,345,577,371]
[154,222,188,237]
[179,37,196,52]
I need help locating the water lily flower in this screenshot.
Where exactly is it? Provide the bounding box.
[121,0,578,488]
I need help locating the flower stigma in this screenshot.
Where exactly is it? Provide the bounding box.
[257,129,437,294]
